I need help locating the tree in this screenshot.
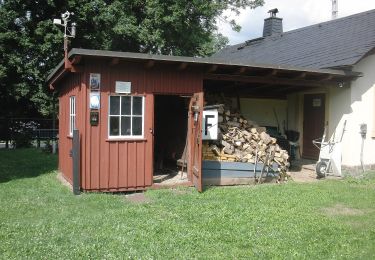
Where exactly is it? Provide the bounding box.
[0,0,264,119]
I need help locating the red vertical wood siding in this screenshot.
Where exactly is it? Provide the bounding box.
[58,58,203,191]
[58,72,85,184]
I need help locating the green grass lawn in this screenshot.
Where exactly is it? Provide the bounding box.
[0,149,374,259]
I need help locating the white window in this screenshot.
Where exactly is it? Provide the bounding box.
[69,96,76,136]
[108,95,144,138]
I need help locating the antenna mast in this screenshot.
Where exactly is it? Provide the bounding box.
[332,0,338,19]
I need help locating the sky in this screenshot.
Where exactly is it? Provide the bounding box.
[218,0,375,45]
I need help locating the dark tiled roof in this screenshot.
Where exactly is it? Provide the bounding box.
[47,48,356,82]
[213,9,375,69]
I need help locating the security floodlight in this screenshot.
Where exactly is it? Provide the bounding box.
[53,18,62,26]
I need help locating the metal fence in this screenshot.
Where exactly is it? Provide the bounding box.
[33,129,59,140]
[0,118,58,148]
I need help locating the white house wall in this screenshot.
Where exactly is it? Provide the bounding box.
[240,98,287,131]
[329,54,375,169]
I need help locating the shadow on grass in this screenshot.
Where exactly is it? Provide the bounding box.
[0,148,58,183]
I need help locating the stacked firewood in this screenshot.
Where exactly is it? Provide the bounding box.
[203,94,290,174]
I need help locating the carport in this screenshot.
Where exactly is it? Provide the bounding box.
[203,64,357,160]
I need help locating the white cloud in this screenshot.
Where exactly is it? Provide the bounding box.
[218,0,375,44]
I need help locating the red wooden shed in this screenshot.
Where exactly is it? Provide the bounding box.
[47,48,355,192]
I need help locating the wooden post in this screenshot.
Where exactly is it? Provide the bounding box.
[37,131,40,148]
[72,129,80,195]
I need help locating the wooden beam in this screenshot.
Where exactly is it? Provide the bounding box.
[204,73,335,87]
[178,62,188,71]
[71,55,82,65]
[70,65,83,73]
[320,74,333,81]
[265,69,278,77]
[294,72,307,79]
[272,85,300,93]
[245,84,273,92]
[207,65,218,73]
[235,67,247,74]
[144,60,155,69]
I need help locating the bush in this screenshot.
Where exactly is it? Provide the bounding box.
[10,121,39,148]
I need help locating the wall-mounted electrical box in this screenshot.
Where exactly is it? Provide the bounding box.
[90,111,99,126]
[360,123,367,138]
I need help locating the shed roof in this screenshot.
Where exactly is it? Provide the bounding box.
[47,48,358,84]
[213,9,375,69]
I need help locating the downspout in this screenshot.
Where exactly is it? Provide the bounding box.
[359,124,367,173]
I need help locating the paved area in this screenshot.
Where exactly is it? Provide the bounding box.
[288,159,319,182]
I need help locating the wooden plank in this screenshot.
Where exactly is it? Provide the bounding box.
[235,67,246,74]
[136,142,145,187]
[178,62,188,71]
[203,178,255,186]
[144,95,154,186]
[203,169,257,178]
[81,75,87,190]
[127,142,137,187]
[99,70,110,190]
[118,142,128,188]
[203,169,279,178]
[295,72,307,79]
[203,177,278,186]
[207,65,218,73]
[202,161,278,171]
[110,58,120,66]
[108,142,119,188]
[144,60,155,69]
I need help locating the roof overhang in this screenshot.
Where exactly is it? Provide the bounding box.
[47,48,361,91]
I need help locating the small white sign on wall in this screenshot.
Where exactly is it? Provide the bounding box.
[202,110,218,140]
[90,92,100,109]
[115,81,131,94]
[313,98,321,107]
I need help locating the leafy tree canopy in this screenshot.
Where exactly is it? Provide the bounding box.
[0,0,263,117]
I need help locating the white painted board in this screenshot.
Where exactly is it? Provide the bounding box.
[202,110,218,140]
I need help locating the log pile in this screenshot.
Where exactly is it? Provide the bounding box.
[203,94,290,174]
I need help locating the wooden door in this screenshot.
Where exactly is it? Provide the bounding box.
[188,92,203,192]
[146,94,154,187]
[303,93,325,160]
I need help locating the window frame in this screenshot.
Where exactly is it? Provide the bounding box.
[108,95,145,139]
[69,96,76,136]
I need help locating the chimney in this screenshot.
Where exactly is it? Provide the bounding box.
[263,8,283,37]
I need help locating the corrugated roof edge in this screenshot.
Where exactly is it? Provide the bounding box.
[46,48,360,83]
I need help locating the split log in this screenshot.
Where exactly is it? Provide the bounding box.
[201,93,290,173]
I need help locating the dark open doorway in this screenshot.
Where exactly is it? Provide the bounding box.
[153,95,189,185]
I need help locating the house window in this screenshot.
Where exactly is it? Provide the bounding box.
[69,96,76,136]
[108,96,144,138]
